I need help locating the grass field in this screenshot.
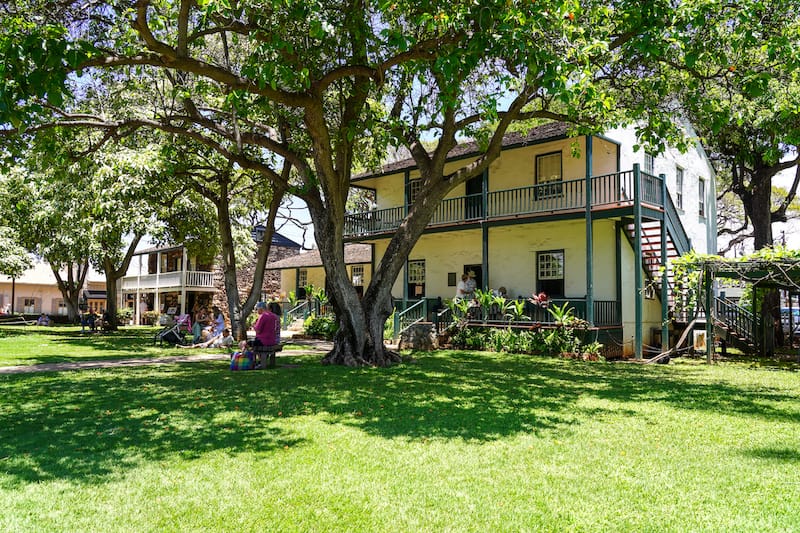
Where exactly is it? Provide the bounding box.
[1,326,800,531]
[0,325,179,366]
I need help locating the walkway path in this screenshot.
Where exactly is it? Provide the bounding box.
[0,338,333,375]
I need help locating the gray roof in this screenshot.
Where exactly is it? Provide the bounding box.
[266,244,372,270]
[354,122,570,180]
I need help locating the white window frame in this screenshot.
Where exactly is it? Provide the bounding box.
[699,178,706,217]
[675,167,684,210]
[536,250,565,297]
[298,269,308,289]
[351,265,364,286]
[535,152,563,199]
[407,179,422,205]
[644,153,655,175]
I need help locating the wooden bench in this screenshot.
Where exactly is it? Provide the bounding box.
[252,343,283,368]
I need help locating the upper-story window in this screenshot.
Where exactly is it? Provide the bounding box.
[644,152,655,175]
[407,179,422,205]
[535,152,562,199]
[699,178,706,217]
[675,167,684,210]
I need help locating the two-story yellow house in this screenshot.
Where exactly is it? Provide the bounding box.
[275,122,716,357]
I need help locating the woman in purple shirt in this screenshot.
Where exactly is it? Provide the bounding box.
[252,301,279,346]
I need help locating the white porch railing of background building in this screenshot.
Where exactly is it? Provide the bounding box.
[120,271,215,290]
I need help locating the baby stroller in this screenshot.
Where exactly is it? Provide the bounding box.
[154,313,192,346]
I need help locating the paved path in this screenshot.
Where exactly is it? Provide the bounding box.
[0,339,334,375]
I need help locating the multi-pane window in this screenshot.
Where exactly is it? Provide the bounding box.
[23,298,36,314]
[535,152,563,199]
[644,153,655,175]
[351,265,364,286]
[698,179,706,217]
[675,167,684,209]
[407,179,422,205]
[407,260,426,298]
[536,250,565,297]
[298,269,308,289]
[56,300,68,316]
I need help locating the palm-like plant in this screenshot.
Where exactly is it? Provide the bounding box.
[503,299,529,323]
[547,301,575,326]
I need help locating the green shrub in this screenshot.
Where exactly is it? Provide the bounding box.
[384,310,395,340]
[116,307,134,324]
[142,310,160,325]
[303,314,338,339]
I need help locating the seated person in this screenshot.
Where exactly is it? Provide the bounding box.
[249,302,279,347]
[36,313,50,326]
[192,307,212,343]
[95,308,107,330]
[211,306,225,337]
[268,302,282,342]
[179,328,235,349]
[82,311,98,332]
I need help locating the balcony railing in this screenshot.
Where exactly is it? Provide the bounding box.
[120,270,215,291]
[344,169,664,238]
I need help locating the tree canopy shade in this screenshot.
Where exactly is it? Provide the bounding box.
[0,0,766,365]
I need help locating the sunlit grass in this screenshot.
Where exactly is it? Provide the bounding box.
[1,347,800,531]
[0,325,178,366]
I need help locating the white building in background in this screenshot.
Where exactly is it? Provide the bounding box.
[0,260,106,317]
[118,245,216,324]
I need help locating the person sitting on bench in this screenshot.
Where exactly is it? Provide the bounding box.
[250,302,279,348]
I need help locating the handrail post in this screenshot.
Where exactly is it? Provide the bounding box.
[393,303,400,342]
[660,173,669,352]
[633,163,643,360]
[585,135,594,326]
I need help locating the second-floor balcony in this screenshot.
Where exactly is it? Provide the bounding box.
[345,169,664,239]
[120,270,215,291]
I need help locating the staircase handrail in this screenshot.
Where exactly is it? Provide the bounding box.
[714,296,755,344]
[284,300,309,327]
[393,299,428,341]
[663,190,692,254]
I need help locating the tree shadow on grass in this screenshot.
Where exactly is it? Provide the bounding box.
[742,447,800,463]
[0,350,798,487]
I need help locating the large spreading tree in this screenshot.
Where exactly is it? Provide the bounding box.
[0,0,758,365]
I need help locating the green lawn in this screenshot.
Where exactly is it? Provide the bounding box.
[1,329,800,531]
[0,325,178,366]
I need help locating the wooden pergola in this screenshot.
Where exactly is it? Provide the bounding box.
[692,258,800,362]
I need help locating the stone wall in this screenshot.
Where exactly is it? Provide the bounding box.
[212,245,300,314]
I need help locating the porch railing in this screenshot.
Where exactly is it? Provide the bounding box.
[429,297,619,334]
[120,270,216,290]
[344,169,665,238]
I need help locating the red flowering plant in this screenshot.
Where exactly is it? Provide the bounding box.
[529,291,550,308]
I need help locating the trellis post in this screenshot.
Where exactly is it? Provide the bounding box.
[705,264,714,364]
